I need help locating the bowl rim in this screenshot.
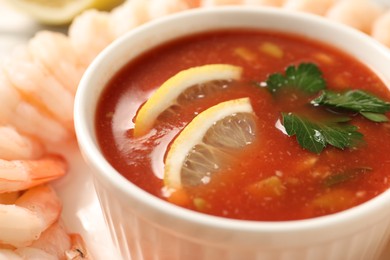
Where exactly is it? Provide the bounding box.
[74,6,390,235]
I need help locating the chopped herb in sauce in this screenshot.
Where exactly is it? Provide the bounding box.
[266,63,326,94]
[282,113,363,154]
[259,63,390,153]
[323,167,372,187]
[312,89,390,122]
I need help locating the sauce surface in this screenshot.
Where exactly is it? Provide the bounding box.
[96,30,390,221]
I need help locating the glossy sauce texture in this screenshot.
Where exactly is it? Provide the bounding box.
[96,30,390,221]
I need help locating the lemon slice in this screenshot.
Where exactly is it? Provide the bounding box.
[164,97,257,190]
[134,64,243,137]
[9,0,124,25]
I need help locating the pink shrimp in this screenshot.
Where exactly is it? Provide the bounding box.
[65,234,91,259]
[326,0,385,34]
[28,31,86,95]
[2,47,74,132]
[0,125,44,160]
[0,185,62,248]
[27,220,71,259]
[32,221,91,259]
[147,0,190,20]
[109,0,151,38]
[283,0,336,16]
[0,71,70,144]
[200,0,244,6]
[0,191,20,205]
[0,154,67,193]
[372,10,390,48]
[0,220,90,259]
[244,0,286,7]
[68,10,115,65]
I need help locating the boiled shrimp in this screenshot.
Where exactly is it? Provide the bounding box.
[200,0,244,6]
[27,220,71,259]
[0,185,62,248]
[0,215,89,259]
[0,154,67,193]
[0,71,70,144]
[283,0,337,15]
[148,0,190,20]
[244,0,286,7]
[109,0,191,39]
[68,10,116,65]
[0,191,20,205]
[0,125,44,160]
[372,10,390,48]
[326,0,385,34]
[2,47,74,132]
[109,0,151,38]
[66,234,91,259]
[28,31,86,95]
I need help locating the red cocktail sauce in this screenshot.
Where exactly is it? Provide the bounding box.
[95,30,390,221]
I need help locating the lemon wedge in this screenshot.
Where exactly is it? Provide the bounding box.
[9,0,124,25]
[134,64,243,137]
[164,97,257,190]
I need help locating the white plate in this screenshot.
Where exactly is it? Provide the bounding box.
[52,141,120,259]
[0,0,389,259]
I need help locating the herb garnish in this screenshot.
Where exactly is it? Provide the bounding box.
[282,113,363,154]
[323,167,372,187]
[312,89,390,122]
[260,62,390,153]
[266,63,326,94]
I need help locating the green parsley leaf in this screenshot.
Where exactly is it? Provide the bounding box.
[282,113,363,154]
[323,167,372,187]
[266,63,326,94]
[312,90,390,122]
[360,112,389,122]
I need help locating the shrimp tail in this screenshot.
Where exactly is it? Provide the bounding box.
[65,234,91,260]
[0,154,67,193]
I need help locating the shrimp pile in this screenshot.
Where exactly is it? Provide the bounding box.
[0,0,389,258]
[0,26,91,257]
[0,126,90,259]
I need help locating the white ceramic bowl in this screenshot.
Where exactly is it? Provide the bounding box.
[75,7,390,260]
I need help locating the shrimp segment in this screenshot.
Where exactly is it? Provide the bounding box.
[148,0,190,19]
[29,221,71,259]
[69,10,115,65]
[0,192,20,205]
[244,0,286,7]
[109,0,150,38]
[200,0,244,6]
[326,0,385,34]
[28,31,86,95]
[372,10,390,48]
[0,249,23,260]
[283,0,336,15]
[0,155,67,193]
[0,126,44,160]
[14,247,57,260]
[66,234,91,259]
[0,72,70,144]
[0,185,62,248]
[3,47,74,132]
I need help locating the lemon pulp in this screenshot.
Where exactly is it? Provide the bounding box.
[164,97,257,190]
[134,64,243,137]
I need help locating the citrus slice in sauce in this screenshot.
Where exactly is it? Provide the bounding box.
[164,97,257,190]
[134,64,243,137]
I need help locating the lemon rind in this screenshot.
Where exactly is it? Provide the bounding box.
[164,97,253,190]
[134,64,243,137]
